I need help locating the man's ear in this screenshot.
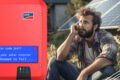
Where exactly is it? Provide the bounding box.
[94,24,98,31]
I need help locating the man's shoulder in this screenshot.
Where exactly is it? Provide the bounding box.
[97,29,115,43]
[97,29,109,35]
[97,29,113,38]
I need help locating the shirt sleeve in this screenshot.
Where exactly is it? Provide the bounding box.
[97,33,117,63]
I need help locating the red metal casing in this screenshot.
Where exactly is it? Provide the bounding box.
[0,0,47,80]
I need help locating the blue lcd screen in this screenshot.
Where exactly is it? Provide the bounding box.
[0,46,38,63]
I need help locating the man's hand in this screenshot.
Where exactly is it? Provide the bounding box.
[76,69,88,80]
[70,23,79,35]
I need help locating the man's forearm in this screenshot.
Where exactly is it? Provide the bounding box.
[56,33,75,61]
[81,58,112,76]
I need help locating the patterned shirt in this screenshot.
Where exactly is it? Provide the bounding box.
[67,29,117,69]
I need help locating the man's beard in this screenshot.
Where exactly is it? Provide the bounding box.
[78,27,94,38]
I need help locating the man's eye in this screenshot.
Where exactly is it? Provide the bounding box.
[84,21,88,24]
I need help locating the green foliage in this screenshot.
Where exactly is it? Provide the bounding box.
[48,31,69,60]
[115,27,120,69]
[67,0,91,18]
[48,31,69,48]
[48,44,57,60]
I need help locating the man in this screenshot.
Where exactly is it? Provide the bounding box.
[46,7,117,80]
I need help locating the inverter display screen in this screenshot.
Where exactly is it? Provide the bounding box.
[0,46,38,63]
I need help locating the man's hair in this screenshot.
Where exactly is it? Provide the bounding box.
[76,7,101,31]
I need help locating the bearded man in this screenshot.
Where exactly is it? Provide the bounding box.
[46,7,117,80]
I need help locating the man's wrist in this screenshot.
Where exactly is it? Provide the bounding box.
[81,68,89,77]
[69,32,76,38]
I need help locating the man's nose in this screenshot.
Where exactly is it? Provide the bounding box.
[79,23,84,29]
